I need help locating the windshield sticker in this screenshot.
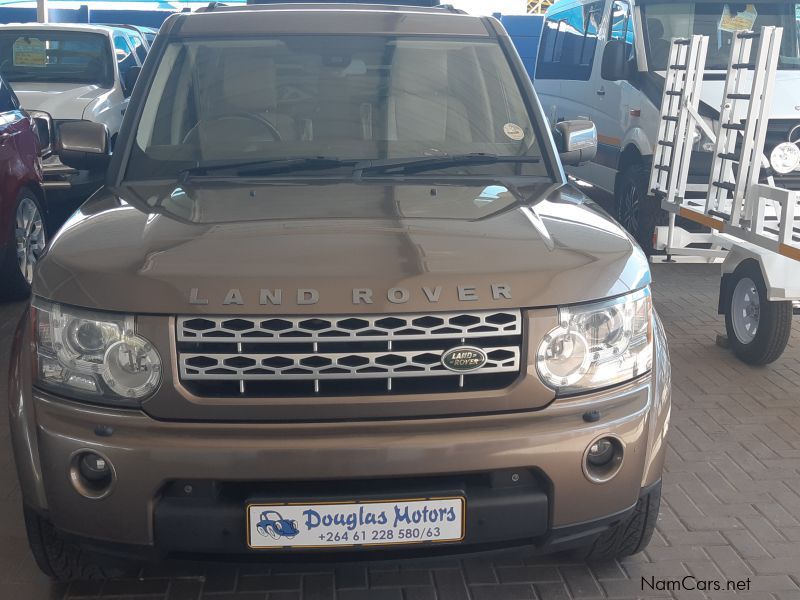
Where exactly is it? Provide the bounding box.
[12,37,46,67]
[719,4,758,33]
[503,123,525,141]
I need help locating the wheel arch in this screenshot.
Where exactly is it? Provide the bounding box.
[721,247,799,304]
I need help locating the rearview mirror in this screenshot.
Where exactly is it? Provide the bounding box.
[57,121,111,172]
[601,40,630,81]
[123,66,141,96]
[553,120,597,166]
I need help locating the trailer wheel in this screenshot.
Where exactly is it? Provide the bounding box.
[724,262,792,365]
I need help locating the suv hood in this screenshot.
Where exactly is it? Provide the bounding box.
[13,82,109,120]
[34,180,650,314]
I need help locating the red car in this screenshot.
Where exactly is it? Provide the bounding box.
[0,73,46,300]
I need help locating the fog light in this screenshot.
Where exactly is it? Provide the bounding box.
[587,439,615,466]
[70,451,115,499]
[583,436,624,483]
[79,453,111,482]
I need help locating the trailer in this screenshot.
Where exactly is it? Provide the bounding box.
[648,26,799,365]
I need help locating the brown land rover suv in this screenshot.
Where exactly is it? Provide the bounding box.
[8,1,671,580]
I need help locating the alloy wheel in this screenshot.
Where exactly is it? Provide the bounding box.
[15,196,46,284]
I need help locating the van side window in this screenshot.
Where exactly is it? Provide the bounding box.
[609,0,635,61]
[114,34,137,80]
[536,2,604,81]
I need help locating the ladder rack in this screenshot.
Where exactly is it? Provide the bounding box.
[650,26,800,266]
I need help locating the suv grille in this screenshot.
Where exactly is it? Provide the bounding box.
[176,310,523,397]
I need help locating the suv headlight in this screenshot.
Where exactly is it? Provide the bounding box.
[536,288,653,395]
[32,299,161,405]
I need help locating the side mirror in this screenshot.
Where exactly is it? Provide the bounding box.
[57,121,111,172]
[27,109,53,157]
[123,66,141,97]
[553,120,597,166]
[601,39,630,81]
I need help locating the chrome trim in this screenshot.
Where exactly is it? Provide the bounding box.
[179,347,520,381]
[176,310,523,393]
[177,310,521,343]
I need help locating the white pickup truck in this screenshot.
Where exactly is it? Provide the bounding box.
[0,23,146,192]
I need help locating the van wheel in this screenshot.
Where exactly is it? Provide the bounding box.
[0,190,47,301]
[572,482,661,560]
[23,506,131,581]
[615,163,663,254]
[724,261,792,365]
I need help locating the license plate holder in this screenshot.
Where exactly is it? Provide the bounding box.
[246,497,465,549]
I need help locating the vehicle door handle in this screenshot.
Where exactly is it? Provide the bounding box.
[596,88,606,96]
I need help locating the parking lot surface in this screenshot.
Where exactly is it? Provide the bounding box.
[1,263,799,600]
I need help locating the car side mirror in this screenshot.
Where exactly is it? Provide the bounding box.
[27,110,53,157]
[57,121,111,172]
[553,120,597,166]
[123,66,141,96]
[601,39,629,81]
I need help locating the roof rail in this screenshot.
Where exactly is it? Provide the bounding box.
[244,0,442,6]
[197,1,228,12]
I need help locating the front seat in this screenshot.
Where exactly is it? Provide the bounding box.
[387,49,471,145]
[647,19,672,70]
[191,50,297,154]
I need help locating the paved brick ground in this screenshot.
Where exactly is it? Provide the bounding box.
[1,263,799,600]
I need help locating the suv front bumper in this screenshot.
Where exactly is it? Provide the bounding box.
[10,314,671,555]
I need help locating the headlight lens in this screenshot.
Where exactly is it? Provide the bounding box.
[32,299,161,405]
[770,142,800,175]
[536,288,653,395]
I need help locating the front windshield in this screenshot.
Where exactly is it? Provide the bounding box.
[641,2,800,71]
[126,35,548,180]
[0,30,113,85]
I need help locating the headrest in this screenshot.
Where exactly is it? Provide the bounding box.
[648,18,665,40]
[390,48,448,96]
[221,50,278,113]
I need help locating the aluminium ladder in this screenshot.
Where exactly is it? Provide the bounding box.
[648,26,799,364]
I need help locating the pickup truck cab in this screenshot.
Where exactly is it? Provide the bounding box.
[10,2,671,579]
[0,23,146,192]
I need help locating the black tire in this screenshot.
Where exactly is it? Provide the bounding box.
[572,482,661,561]
[615,163,664,254]
[0,189,47,302]
[23,506,130,581]
[724,261,793,365]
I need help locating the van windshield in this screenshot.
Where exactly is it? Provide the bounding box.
[126,35,548,180]
[0,30,113,86]
[641,2,800,71]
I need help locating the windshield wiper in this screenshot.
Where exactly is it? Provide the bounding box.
[179,157,357,180]
[353,153,541,177]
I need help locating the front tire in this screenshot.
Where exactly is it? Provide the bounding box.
[615,163,663,254]
[724,261,792,365]
[0,189,47,301]
[572,482,661,560]
[23,506,131,581]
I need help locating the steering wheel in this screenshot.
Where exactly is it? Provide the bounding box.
[183,112,282,145]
